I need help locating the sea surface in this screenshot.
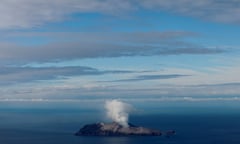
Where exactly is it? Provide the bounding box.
[0,100,240,144]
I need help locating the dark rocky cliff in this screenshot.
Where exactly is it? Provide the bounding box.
[75,122,162,136]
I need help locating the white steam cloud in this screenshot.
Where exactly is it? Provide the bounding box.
[105,99,131,127]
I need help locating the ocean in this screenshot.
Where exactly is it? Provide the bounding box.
[0,100,240,144]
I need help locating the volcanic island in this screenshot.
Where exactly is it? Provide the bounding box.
[75,122,175,137]
[75,100,175,137]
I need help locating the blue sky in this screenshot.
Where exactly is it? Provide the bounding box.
[0,0,240,101]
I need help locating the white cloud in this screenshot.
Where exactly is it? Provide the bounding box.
[0,66,137,85]
[140,0,240,24]
[1,96,240,102]
[0,32,224,64]
[0,0,239,29]
[0,0,133,29]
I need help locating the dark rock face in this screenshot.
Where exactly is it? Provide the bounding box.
[75,122,162,136]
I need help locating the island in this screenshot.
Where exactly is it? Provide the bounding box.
[75,122,168,136]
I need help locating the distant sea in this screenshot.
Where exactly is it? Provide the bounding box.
[0,100,240,144]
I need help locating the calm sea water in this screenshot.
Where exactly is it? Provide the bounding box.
[0,100,240,144]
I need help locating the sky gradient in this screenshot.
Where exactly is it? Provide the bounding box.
[1,0,240,102]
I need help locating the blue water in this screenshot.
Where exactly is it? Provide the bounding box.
[0,101,240,144]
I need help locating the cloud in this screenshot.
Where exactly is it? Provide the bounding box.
[1,96,240,102]
[140,0,240,24]
[0,66,135,85]
[0,0,134,29]
[101,74,189,82]
[0,32,225,64]
[0,0,239,30]
[192,82,240,87]
[1,77,240,99]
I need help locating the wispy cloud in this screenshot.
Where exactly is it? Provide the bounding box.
[192,82,240,87]
[0,31,225,64]
[102,74,189,82]
[0,0,239,29]
[0,0,134,29]
[0,66,136,85]
[1,78,240,99]
[1,96,240,102]
[140,0,240,24]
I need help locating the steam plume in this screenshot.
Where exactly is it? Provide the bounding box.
[105,99,131,127]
